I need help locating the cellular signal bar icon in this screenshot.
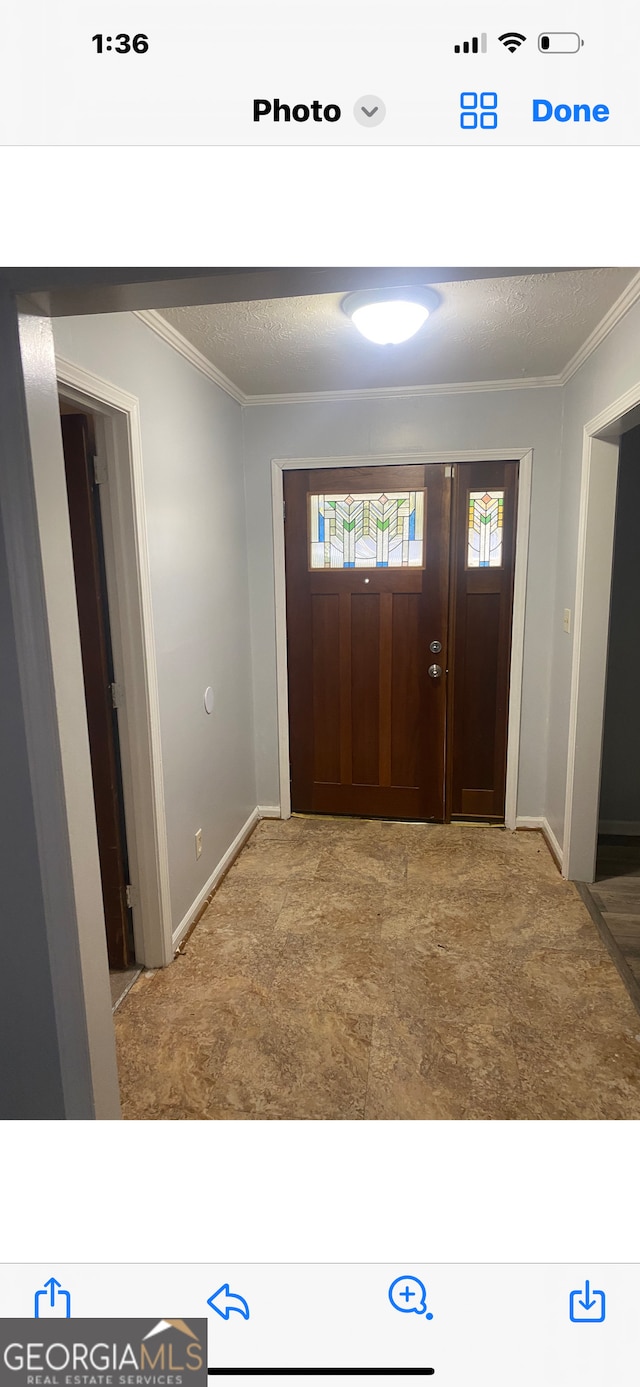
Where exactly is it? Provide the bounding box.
[454,33,487,54]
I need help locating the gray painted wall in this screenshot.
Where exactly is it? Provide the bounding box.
[599,425,640,827]
[242,387,564,816]
[0,299,104,1119]
[0,515,67,1117]
[546,297,640,849]
[53,313,256,933]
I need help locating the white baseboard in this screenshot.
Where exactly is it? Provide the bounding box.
[540,818,564,871]
[599,819,640,836]
[515,816,564,872]
[172,807,260,949]
[258,804,282,819]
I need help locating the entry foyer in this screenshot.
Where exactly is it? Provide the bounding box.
[2,266,640,1119]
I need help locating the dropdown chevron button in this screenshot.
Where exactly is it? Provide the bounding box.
[353,94,386,127]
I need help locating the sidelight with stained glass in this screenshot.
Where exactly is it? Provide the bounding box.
[467,490,504,568]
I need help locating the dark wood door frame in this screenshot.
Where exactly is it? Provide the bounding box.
[278,453,525,826]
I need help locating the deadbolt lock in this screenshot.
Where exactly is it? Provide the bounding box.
[428,664,443,679]
[430,640,442,653]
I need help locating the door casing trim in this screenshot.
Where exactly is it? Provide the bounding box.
[56,358,174,968]
[272,448,533,827]
[562,377,640,881]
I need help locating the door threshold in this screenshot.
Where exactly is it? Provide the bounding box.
[292,812,431,824]
[450,817,506,828]
[292,812,434,827]
[292,812,505,828]
[110,966,142,1013]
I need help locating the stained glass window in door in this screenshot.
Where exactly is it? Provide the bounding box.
[467,490,504,568]
[309,490,425,569]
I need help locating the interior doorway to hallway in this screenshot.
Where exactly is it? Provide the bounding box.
[56,361,175,980]
[284,458,519,823]
[563,387,640,885]
[59,400,139,998]
[576,423,640,1009]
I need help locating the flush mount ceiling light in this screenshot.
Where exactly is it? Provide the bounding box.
[341,286,440,345]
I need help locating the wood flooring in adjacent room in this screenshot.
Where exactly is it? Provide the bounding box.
[114,818,640,1119]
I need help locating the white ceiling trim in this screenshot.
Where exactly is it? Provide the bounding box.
[244,376,561,404]
[558,269,640,385]
[134,308,245,404]
[135,271,640,407]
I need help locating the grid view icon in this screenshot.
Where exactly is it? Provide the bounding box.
[460,91,498,129]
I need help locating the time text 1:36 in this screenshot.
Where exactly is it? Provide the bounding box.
[91,34,149,52]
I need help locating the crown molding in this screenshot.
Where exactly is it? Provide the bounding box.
[135,272,640,407]
[559,269,640,385]
[243,375,561,405]
[134,308,246,404]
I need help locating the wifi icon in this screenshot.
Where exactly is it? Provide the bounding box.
[499,31,527,51]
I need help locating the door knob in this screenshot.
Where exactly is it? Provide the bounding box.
[428,664,443,679]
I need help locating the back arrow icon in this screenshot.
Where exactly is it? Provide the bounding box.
[207,1284,250,1321]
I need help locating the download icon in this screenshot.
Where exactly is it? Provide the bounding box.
[569,1280,605,1323]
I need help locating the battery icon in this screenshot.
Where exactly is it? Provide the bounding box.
[538,32,584,52]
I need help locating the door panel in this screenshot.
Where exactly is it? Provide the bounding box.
[351,593,380,785]
[448,460,519,820]
[312,594,341,783]
[390,593,420,786]
[285,464,450,820]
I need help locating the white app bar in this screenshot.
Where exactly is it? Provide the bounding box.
[0,1265,637,1385]
[0,0,638,144]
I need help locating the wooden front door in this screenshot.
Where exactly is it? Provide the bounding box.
[285,459,518,823]
[285,464,450,820]
[61,412,134,969]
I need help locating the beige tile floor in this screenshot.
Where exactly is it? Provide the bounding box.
[114,818,640,1119]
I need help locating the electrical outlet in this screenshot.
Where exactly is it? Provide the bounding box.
[195,829,202,859]
[563,608,571,634]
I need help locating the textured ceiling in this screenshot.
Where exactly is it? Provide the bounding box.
[158,269,637,396]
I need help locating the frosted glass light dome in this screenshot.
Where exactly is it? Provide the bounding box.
[342,287,439,345]
[350,300,429,344]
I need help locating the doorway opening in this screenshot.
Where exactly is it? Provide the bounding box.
[59,401,141,1006]
[284,458,519,823]
[563,383,640,887]
[56,360,174,977]
[575,423,640,1008]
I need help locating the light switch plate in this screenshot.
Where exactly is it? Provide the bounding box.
[563,608,571,634]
